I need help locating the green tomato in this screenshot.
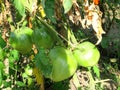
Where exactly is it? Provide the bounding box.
[9,27,33,54]
[32,26,54,49]
[48,46,77,82]
[73,41,100,67]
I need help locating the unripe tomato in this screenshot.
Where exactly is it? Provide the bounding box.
[73,41,100,67]
[48,46,77,82]
[9,27,33,54]
[32,26,54,49]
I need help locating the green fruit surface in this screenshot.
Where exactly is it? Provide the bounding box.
[73,41,100,67]
[32,27,54,49]
[9,27,33,54]
[48,46,77,82]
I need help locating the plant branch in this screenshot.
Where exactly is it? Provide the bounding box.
[94,79,112,84]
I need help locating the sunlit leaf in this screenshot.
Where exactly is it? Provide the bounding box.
[8,50,19,69]
[16,81,26,87]
[93,65,100,78]
[25,65,33,76]
[0,61,4,69]
[28,77,33,86]
[117,86,120,90]
[63,0,73,13]
[9,49,19,61]
[13,0,25,16]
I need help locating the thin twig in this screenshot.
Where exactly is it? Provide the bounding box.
[95,79,112,84]
[36,15,68,46]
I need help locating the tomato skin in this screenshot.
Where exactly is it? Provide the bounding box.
[48,46,77,82]
[73,42,100,67]
[93,0,100,5]
[32,27,54,49]
[9,27,33,54]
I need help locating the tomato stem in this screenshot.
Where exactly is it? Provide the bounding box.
[87,67,96,90]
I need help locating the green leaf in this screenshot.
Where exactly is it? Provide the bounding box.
[44,0,56,23]
[2,81,11,88]
[52,81,69,90]
[117,86,120,90]
[93,65,100,78]
[0,36,6,48]
[0,69,2,86]
[63,0,73,13]
[41,0,45,8]
[13,0,25,16]
[0,47,5,60]
[34,48,52,78]
[9,49,19,62]
[101,37,109,48]
[28,77,33,86]
[22,73,29,78]
[16,81,26,87]
[0,61,4,69]
[8,50,19,69]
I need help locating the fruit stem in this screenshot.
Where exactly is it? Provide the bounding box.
[63,23,78,49]
[16,15,26,29]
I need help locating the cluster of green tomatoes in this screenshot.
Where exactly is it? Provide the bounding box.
[9,26,100,82]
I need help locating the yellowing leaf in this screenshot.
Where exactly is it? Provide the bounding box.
[29,54,35,60]
[83,3,105,45]
[33,67,44,90]
[91,11,105,45]
[38,5,46,18]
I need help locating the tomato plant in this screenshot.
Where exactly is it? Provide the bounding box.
[0,0,119,90]
[73,41,100,67]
